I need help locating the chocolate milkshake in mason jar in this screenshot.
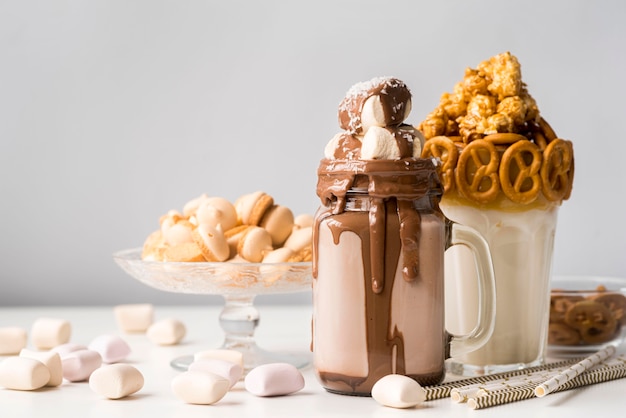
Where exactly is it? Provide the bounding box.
[312,77,497,396]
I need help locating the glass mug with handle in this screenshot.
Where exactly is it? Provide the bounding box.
[311,158,496,396]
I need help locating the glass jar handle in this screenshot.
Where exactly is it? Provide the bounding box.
[447,223,496,358]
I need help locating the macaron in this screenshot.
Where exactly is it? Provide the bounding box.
[235,191,274,226]
[237,226,273,262]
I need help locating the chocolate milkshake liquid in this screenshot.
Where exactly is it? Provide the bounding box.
[312,158,496,396]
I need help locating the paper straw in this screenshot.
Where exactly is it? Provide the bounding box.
[450,370,558,403]
[535,345,616,397]
[467,359,626,410]
[424,357,582,400]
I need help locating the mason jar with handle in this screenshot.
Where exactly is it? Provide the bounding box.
[312,157,496,396]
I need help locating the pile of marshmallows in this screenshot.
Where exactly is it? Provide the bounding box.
[143,191,313,264]
[0,304,305,404]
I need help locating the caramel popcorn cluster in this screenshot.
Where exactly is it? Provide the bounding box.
[419,52,575,206]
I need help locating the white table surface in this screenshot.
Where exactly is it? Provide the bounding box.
[1,304,625,417]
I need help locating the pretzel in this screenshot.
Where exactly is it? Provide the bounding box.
[592,293,626,325]
[499,140,542,204]
[483,133,527,145]
[564,300,618,344]
[455,139,500,203]
[550,294,584,324]
[541,139,574,201]
[538,117,557,142]
[421,136,458,192]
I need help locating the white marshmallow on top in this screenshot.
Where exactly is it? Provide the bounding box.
[61,349,102,382]
[30,318,71,350]
[371,374,426,409]
[19,349,63,387]
[114,304,154,333]
[194,349,244,369]
[188,359,242,389]
[88,334,131,363]
[0,327,28,355]
[0,356,50,391]
[361,126,401,160]
[89,364,144,399]
[244,363,305,397]
[146,319,186,346]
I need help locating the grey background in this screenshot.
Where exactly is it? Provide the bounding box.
[1,0,625,306]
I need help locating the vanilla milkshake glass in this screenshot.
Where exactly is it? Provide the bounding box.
[442,195,559,375]
[312,158,497,395]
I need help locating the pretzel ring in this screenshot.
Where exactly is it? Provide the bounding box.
[592,293,626,326]
[484,133,527,145]
[499,140,542,204]
[421,136,458,192]
[541,139,574,201]
[455,139,500,203]
[548,322,580,346]
[564,300,618,344]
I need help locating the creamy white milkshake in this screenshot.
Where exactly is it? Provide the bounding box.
[419,52,575,375]
[442,197,559,372]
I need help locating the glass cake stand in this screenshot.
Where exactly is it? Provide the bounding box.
[113,248,312,373]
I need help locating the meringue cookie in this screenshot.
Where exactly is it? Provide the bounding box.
[260,205,295,247]
[237,226,273,262]
[196,197,238,231]
[192,223,229,262]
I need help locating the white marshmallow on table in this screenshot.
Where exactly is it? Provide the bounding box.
[244,363,304,397]
[61,349,102,382]
[188,359,242,389]
[89,364,144,399]
[114,304,154,333]
[19,349,63,387]
[194,349,244,369]
[171,370,230,405]
[371,374,426,409]
[0,327,28,355]
[146,319,186,346]
[30,317,71,350]
[0,356,50,391]
[88,334,131,363]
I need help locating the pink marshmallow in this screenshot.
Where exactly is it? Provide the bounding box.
[88,334,131,363]
[61,349,102,382]
[244,363,304,397]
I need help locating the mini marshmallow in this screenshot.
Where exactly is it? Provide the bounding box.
[89,364,144,399]
[244,363,304,397]
[0,356,50,391]
[19,349,63,387]
[188,359,242,389]
[0,327,27,355]
[171,370,230,405]
[194,349,244,369]
[61,349,102,382]
[146,319,186,346]
[30,317,71,350]
[88,334,131,363]
[371,374,426,409]
[113,304,154,333]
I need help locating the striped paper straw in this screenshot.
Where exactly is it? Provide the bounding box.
[450,370,558,403]
[424,357,582,400]
[535,345,616,397]
[467,359,626,410]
